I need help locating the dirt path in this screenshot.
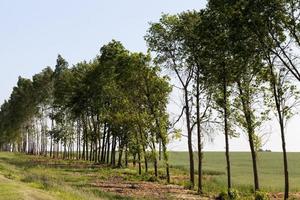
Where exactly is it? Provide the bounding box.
[0,175,56,200]
[91,175,300,200]
[268,192,300,200]
[91,176,213,200]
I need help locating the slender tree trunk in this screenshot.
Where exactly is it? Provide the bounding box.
[101,123,107,163]
[98,134,101,163]
[280,119,289,200]
[78,129,81,160]
[151,137,158,177]
[91,115,98,162]
[162,140,170,183]
[143,148,148,172]
[125,144,129,168]
[85,129,89,161]
[269,64,289,200]
[223,76,231,193]
[118,138,124,167]
[248,131,259,190]
[138,151,142,175]
[184,86,194,189]
[196,72,203,194]
[134,129,141,174]
[89,139,93,161]
[237,81,260,191]
[106,126,111,164]
[138,123,148,173]
[57,141,59,158]
[159,140,162,161]
[111,135,116,166]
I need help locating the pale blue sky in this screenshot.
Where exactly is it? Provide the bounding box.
[1,0,299,152]
[0,0,206,104]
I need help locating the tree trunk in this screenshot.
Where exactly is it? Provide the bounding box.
[118,138,124,167]
[101,123,107,163]
[280,120,289,200]
[237,81,260,191]
[269,64,289,200]
[196,69,203,194]
[223,77,231,193]
[111,135,116,166]
[184,86,194,189]
[125,144,129,168]
[162,140,170,183]
[138,122,148,173]
[106,126,111,164]
[151,140,158,177]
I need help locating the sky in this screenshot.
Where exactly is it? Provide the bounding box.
[1,0,299,152]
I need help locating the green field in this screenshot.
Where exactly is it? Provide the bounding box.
[0,152,299,200]
[168,152,300,192]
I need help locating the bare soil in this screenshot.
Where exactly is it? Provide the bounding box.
[91,176,213,200]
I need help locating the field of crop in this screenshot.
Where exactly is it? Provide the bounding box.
[168,152,300,193]
[0,152,299,200]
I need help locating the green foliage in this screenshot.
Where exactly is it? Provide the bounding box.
[183,181,194,190]
[228,189,240,199]
[217,189,240,200]
[217,190,228,200]
[255,191,269,200]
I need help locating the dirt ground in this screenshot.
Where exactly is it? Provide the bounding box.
[91,176,300,200]
[269,193,300,200]
[91,176,213,200]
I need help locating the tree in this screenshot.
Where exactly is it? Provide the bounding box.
[146,14,196,188]
[175,10,213,193]
[199,5,236,193]
[265,55,300,200]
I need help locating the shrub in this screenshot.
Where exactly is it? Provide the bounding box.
[228,189,240,199]
[255,191,269,200]
[216,189,240,200]
[139,174,158,182]
[183,181,193,190]
[216,191,228,200]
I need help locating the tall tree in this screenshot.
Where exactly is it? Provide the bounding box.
[146,14,196,188]
[265,55,300,200]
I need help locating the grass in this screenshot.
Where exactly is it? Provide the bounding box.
[0,152,135,200]
[0,151,299,199]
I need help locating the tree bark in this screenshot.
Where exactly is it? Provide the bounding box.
[223,76,231,193]
[269,64,289,200]
[184,86,195,189]
[237,81,260,191]
[196,68,203,194]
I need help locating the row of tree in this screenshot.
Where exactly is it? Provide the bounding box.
[0,41,172,181]
[1,0,300,199]
[145,0,300,199]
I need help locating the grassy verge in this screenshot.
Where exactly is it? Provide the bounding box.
[0,152,299,199]
[0,152,135,200]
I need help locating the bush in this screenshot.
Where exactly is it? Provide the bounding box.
[216,191,227,200]
[228,189,240,199]
[139,174,158,182]
[183,181,193,190]
[255,191,269,200]
[216,189,240,200]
